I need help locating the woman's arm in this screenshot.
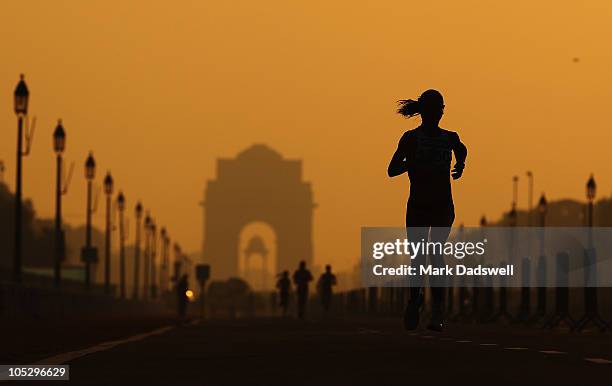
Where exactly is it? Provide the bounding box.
[388,133,411,177]
[451,132,467,179]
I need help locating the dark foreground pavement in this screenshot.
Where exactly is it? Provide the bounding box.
[3,313,177,365]
[9,317,612,385]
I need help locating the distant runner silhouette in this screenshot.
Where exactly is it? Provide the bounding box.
[293,261,313,319]
[276,270,291,316]
[388,89,467,331]
[317,264,337,312]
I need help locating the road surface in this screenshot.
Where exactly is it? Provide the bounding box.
[12,316,612,385]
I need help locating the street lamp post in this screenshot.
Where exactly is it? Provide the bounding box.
[537,194,547,259]
[576,175,606,331]
[143,213,152,300]
[538,194,547,228]
[497,196,517,322]
[183,254,193,283]
[150,221,157,299]
[586,175,596,242]
[53,120,66,287]
[471,215,487,319]
[535,194,547,319]
[161,228,170,295]
[117,192,126,298]
[512,175,519,217]
[479,216,494,320]
[525,172,535,314]
[133,202,143,299]
[580,176,598,323]
[13,74,29,283]
[83,152,96,289]
[160,227,167,295]
[526,172,533,226]
[103,172,114,294]
[519,173,534,322]
[173,243,182,283]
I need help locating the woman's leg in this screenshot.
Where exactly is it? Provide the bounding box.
[428,208,455,326]
[404,203,429,329]
[406,205,429,301]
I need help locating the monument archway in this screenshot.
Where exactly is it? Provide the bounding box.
[202,144,315,280]
[238,222,277,290]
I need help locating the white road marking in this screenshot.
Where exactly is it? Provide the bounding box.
[33,326,175,365]
[404,328,610,367]
[584,358,612,365]
[426,336,610,367]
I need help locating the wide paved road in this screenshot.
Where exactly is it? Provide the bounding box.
[11,316,612,385]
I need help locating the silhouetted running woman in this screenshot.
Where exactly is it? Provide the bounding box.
[388,89,467,331]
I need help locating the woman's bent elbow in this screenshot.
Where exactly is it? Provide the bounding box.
[387,167,400,177]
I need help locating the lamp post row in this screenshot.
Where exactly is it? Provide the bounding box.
[493,172,595,230]
[11,75,178,299]
[81,152,175,296]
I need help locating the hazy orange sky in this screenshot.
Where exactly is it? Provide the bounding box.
[1,1,612,272]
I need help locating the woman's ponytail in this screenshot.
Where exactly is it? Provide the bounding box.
[396,99,420,117]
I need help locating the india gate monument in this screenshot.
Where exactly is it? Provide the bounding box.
[201,144,315,285]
